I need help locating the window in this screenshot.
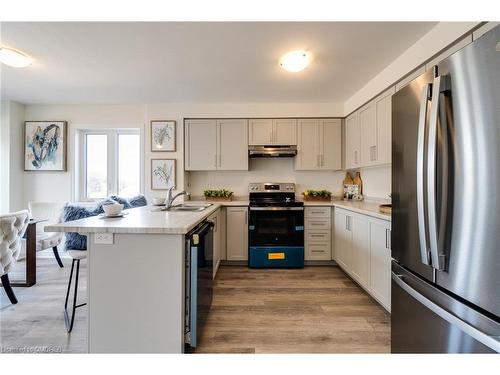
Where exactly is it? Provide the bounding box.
[79,129,142,200]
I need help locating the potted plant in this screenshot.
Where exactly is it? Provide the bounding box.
[203,188,234,202]
[302,189,332,202]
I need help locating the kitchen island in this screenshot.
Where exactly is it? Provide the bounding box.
[45,204,221,353]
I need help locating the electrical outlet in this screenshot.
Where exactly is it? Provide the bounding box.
[94,233,114,245]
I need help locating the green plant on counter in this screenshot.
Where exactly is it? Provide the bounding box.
[203,189,234,198]
[302,189,332,198]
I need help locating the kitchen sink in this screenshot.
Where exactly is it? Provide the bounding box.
[164,203,213,212]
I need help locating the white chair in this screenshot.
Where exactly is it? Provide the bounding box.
[28,202,66,268]
[0,210,30,304]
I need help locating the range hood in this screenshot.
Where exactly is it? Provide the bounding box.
[248,145,297,158]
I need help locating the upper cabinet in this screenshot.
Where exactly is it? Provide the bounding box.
[295,118,341,171]
[249,118,297,145]
[345,87,394,169]
[345,112,360,169]
[185,119,248,171]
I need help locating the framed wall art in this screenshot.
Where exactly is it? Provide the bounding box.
[24,121,67,171]
[151,159,176,190]
[151,120,176,152]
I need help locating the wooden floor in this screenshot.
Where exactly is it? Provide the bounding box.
[0,256,389,353]
[195,266,390,353]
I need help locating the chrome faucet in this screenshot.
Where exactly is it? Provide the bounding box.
[165,186,190,209]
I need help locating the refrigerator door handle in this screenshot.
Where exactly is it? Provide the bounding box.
[416,83,432,265]
[392,272,500,353]
[427,76,448,270]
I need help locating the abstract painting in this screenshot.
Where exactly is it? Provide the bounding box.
[24,121,67,171]
[151,120,176,151]
[151,159,176,190]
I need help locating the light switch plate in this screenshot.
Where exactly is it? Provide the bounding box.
[94,233,114,245]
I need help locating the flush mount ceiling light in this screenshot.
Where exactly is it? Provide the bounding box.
[279,50,312,72]
[0,46,32,68]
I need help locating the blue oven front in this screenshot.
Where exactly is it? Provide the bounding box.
[248,206,304,268]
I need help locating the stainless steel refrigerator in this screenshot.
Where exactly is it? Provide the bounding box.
[391,25,500,353]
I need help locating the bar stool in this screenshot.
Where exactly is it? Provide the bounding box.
[64,250,87,332]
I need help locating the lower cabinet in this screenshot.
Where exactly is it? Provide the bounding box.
[226,207,248,261]
[333,207,391,312]
[305,207,332,260]
[208,208,223,278]
[369,219,391,311]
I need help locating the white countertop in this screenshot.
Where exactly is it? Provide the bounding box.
[192,197,391,221]
[45,204,221,235]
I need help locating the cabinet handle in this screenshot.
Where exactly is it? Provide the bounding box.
[310,222,323,226]
[310,234,325,238]
[385,228,391,249]
[354,150,358,164]
[373,145,377,161]
[345,216,348,230]
[311,250,325,253]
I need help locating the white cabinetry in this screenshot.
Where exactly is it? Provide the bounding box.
[345,112,360,169]
[305,206,332,261]
[296,118,341,171]
[208,208,223,278]
[248,119,297,145]
[345,87,394,169]
[184,119,217,171]
[226,207,248,261]
[185,119,248,171]
[369,219,391,311]
[333,207,391,312]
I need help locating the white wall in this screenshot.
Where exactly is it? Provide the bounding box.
[187,158,346,198]
[23,102,344,206]
[344,22,479,115]
[0,100,26,213]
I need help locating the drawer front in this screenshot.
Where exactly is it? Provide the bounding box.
[305,207,331,218]
[306,230,331,243]
[305,219,331,230]
[306,243,331,260]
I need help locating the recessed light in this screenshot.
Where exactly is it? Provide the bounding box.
[279,50,312,72]
[0,46,32,68]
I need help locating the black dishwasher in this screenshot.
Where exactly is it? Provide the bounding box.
[184,220,214,349]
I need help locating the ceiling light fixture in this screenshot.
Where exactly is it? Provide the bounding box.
[0,46,32,68]
[279,50,312,72]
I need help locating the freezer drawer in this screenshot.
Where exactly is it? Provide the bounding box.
[391,261,500,353]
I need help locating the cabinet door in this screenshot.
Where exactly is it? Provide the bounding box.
[334,209,350,270]
[359,103,376,167]
[345,112,360,169]
[273,118,297,145]
[209,209,222,278]
[295,119,320,170]
[248,119,273,145]
[184,119,217,171]
[350,215,370,288]
[320,119,342,170]
[369,220,391,311]
[226,207,248,261]
[217,119,248,170]
[374,88,395,165]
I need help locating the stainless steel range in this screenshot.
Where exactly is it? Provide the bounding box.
[248,183,304,268]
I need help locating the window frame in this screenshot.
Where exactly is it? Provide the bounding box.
[78,128,143,201]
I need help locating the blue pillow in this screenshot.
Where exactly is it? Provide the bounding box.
[129,194,147,207]
[62,204,96,250]
[109,195,132,209]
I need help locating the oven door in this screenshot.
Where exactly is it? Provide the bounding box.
[249,206,304,246]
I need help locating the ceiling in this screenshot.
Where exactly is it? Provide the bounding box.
[1,22,437,105]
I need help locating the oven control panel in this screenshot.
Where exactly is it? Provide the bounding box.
[248,182,295,193]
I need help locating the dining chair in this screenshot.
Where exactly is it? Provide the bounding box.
[28,202,66,268]
[0,210,30,304]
